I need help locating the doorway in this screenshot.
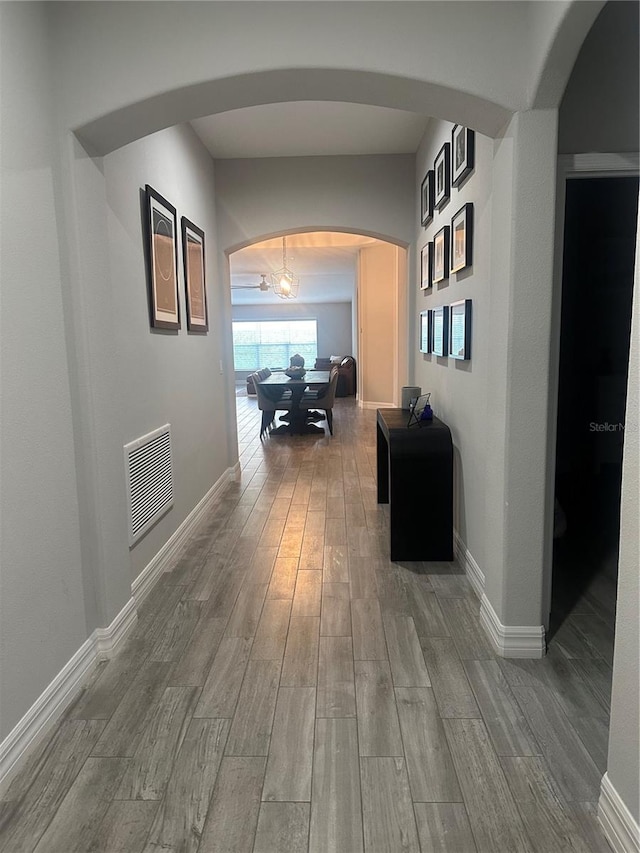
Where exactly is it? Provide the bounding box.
[552,176,638,636]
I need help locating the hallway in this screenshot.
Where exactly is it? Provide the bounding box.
[0,398,613,852]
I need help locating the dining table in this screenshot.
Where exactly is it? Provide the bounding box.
[258,370,331,435]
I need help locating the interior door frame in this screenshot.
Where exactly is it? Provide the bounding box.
[542,151,640,625]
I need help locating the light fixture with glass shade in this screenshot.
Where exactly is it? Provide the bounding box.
[271,236,300,299]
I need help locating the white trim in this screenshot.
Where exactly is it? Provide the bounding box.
[479,594,546,658]
[599,773,640,853]
[358,400,396,410]
[132,465,238,606]
[0,595,137,792]
[453,530,485,599]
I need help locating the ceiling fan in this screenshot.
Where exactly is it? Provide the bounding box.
[231,274,271,292]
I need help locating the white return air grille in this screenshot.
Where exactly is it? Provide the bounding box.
[124,424,174,545]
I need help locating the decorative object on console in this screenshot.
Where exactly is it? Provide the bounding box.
[407,392,433,427]
[420,169,434,226]
[145,185,180,330]
[450,203,473,274]
[420,243,433,291]
[432,305,449,357]
[433,226,450,284]
[434,142,451,210]
[452,125,475,187]
[181,217,208,332]
[448,299,472,360]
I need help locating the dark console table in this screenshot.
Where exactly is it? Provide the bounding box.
[377,408,453,561]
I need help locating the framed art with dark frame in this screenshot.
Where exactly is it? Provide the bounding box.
[452,125,475,187]
[145,185,180,330]
[432,305,449,357]
[450,202,473,274]
[433,226,450,284]
[420,169,434,226]
[434,142,451,210]
[181,216,209,332]
[420,243,433,291]
[419,309,432,353]
[448,298,472,360]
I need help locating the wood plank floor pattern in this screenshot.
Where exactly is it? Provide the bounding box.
[0,397,614,852]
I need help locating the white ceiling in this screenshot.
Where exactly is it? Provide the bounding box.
[191,101,429,159]
[230,232,384,305]
[195,101,425,305]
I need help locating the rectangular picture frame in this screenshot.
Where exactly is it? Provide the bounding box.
[450,202,473,274]
[432,305,449,357]
[145,185,180,330]
[420,242,433,290]
[433,225,450,284]
[419,309,432,353]
[420,169,434,226]
[181,216,209,332]
[448,298,472,360]
[434,142,451,210]
[452,125,475,187]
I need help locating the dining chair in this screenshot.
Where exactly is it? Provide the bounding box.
[252,373,292,437]
[299,366,339,435]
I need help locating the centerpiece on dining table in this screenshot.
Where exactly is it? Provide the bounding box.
[284,353,306,379]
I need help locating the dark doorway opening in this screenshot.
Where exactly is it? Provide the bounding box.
[551,176,638,642]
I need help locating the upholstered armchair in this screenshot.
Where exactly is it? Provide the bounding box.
[251,372,292,437]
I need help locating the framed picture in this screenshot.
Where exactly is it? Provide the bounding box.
[434,142,451,210]
[419,309,432,353]
[452,125,475,187]
[432,305,449,357]
[407,392,433,427]
[145,185,180,330]
[420,170,434,226]
[420,243,433,291]
[433,226,450,284]
[451,203,473,273]
[448,298,472,360]
[181,217,208,332]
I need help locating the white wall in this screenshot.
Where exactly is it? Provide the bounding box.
[103,124,231,581]
[411,120,493,579]
[559,1,639,154]
[0,2,86,739]
[232,302,353,375]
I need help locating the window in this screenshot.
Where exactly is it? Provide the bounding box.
[232,319,318,370]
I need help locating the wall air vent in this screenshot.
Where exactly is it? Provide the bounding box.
[124,424,174,546]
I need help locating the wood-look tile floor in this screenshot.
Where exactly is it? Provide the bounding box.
[0,397,614,852]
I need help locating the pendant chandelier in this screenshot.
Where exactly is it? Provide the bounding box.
[270,236,300,300]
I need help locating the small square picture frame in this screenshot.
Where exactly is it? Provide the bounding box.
[448,298,472,360]
[433,226,450,284]
[420,243,433,291]
[450,202,473,274]
[420,169,434,226]
[452,125,475,188]
[432,305,449,357]
[434,142,451,210]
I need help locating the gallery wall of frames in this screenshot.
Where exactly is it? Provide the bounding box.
[419,124,474,361]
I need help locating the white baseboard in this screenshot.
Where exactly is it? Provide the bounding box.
[0,595,137,792]
[480,594,546,658]
[132,465,238,607]
[358,400,395,410]
[599,772,640,853]
[453,529,485,599]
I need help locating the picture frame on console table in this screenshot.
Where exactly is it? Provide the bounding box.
[433,226,450,284]
[452,125,475,187]
[434,142,451,210]
[181,217,209,332]
[432,305,449,357]
[450,203,473,274]
[449,298,472,360]
[145,185,180,330]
